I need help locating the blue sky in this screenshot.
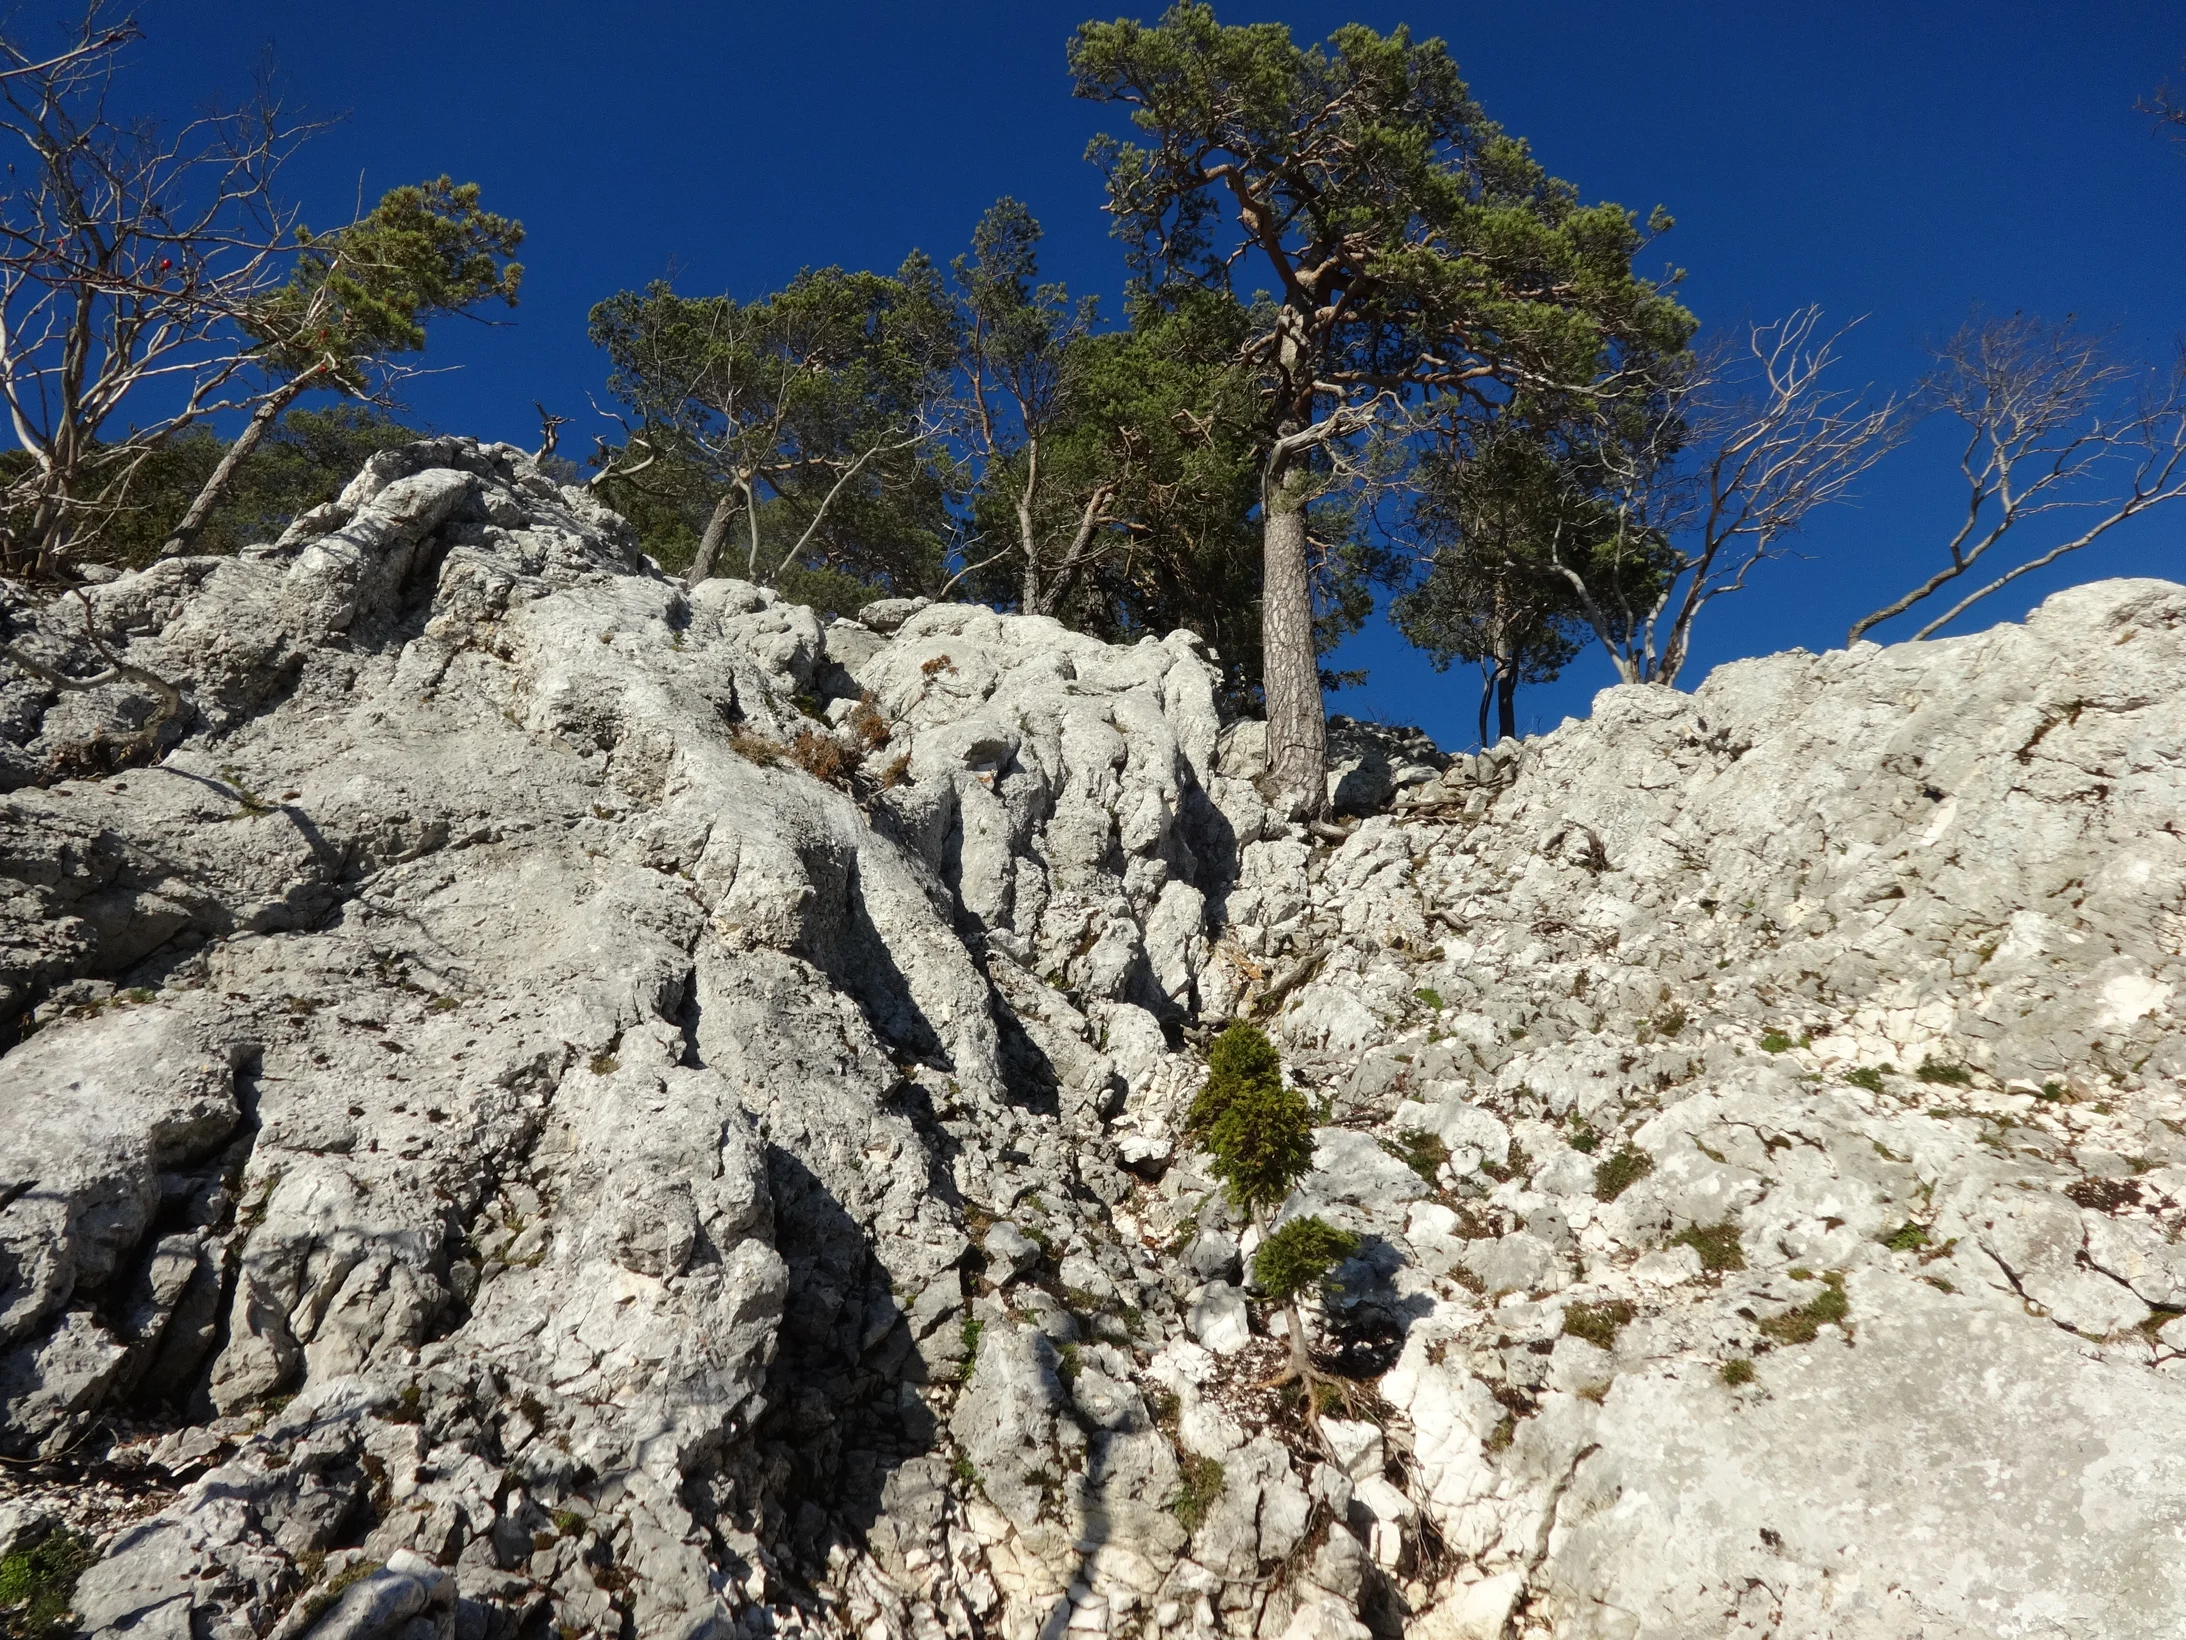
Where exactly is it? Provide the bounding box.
[122,0,2186,748]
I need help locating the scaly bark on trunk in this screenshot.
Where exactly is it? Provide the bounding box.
[686,490,740,585]
[1260,468,1325,819]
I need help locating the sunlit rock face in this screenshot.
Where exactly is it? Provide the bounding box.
[4,438,2183,1640]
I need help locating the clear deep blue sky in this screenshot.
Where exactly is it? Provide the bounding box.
[127,0,2186,749]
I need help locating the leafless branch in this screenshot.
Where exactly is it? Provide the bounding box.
[533,401,568,462]
[585,396,656,489]
[767,420,932,585]
[935,531,1015,599]
[1,585,181,759]
[2140,66,2186,141]
[1849,314,2186,643]
[0,7,315,575]
[1545,307,1905,685]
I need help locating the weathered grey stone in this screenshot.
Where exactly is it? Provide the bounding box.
[983,1221,1040,1283]
[1179,1229,1240,1285]
[1537,1273,2186,1637]
[301,1550,454,1640]
[1187,1283,1250,1354]
[9,437,2186,1640]
[0,1004,241,1356]
[853,596,930,634]
[949,1321,1066,1545]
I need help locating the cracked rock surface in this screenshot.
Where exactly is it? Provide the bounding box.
[2,438,2183,1640]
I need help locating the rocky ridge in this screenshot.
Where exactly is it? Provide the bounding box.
[1,438,2182,1640]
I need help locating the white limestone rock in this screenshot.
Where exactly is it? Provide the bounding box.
[10,434,2186,1640]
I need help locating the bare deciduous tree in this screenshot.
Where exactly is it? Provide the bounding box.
[952,197,1128,616]
[1849,315,2186,644]
[1549,307,1905,685]
[0,10,312,577]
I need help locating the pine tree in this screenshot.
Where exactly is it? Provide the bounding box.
[1191,1021,1351,1381]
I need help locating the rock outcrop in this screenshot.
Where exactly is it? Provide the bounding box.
[2,438,2182,1640]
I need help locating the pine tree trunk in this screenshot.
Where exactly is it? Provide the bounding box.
[1018,441,1041,613]
[161,381,306,558]
[1261,473,1325,819]
[687,491,739,586]
[1284,1299,1310,1381]
[1497,667,1518,743]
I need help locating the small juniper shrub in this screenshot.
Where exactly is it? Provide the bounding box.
[1413,986,1445,1011]
[1915,1057,1971,1086]
[1253,1217,1359,1308]
[1188,1021,1283,1137]
[1881,1222,1929,1253]
[1845,1066,1887,1093]
[1206,1078,1316,1218]
[1593,1145,1654,1202]
[1670,1222,1747,1273]
[1566,1116,1602,1155]
[1172,1453,1225,1531]
[1758,1271,1849,1344]
[1562,1299,1636,1351]
[1718,1357,1756,1387]
[1384,1129,1449,1186]
[1759,1030,1795,1053]
[1190,1022,1335,1378]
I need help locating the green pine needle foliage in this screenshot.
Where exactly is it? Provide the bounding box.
[1252,1215,1359,1305]
[1187,1020,1283,1136]
[257,178,524,387]
[1206,1078,1317,1218]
